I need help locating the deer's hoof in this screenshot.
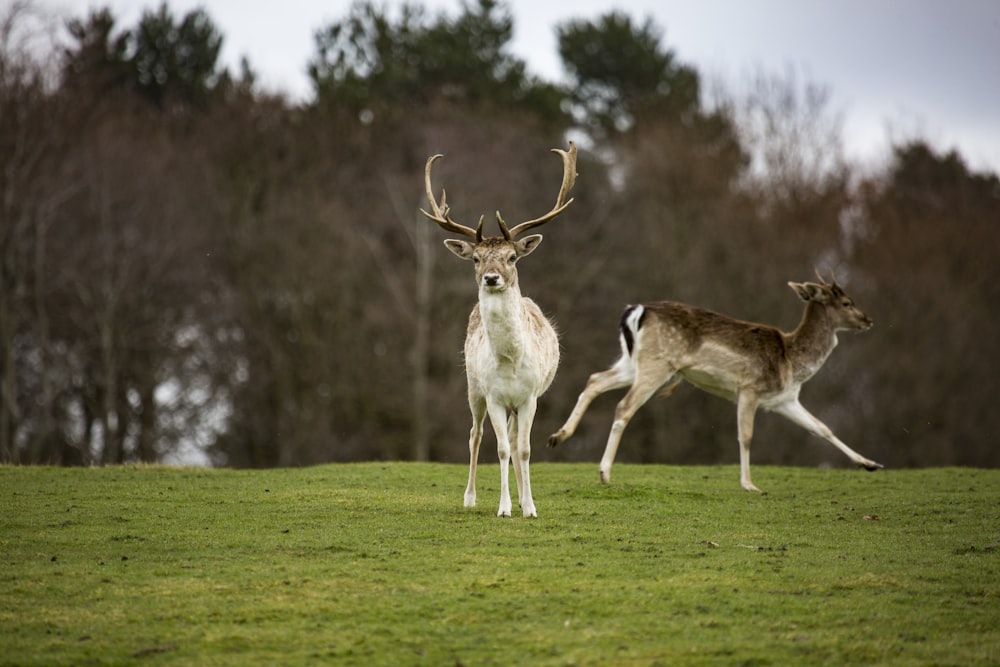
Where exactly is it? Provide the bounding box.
[863,460,884,471]
[547,432,562,448]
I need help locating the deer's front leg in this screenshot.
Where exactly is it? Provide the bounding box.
[736,392,762,492]
[515,398,538,518]
[508,413,524,508]
[774,400,883,471]
[486,401,514,518]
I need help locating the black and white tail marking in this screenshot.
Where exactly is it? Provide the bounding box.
[619,304,646,356]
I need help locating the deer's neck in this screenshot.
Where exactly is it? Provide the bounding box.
[785,302,838,382]
[478,285,528,365]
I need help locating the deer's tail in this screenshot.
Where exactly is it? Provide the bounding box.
[619,304,646,358]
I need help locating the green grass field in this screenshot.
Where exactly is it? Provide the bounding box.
[2,463,998,666]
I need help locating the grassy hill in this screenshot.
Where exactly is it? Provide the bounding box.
[2,463,998,665]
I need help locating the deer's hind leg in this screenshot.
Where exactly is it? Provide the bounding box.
[464,395,487,508]
[598,364,679,484]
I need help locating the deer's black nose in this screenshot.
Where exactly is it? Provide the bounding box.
[484,274,500,287]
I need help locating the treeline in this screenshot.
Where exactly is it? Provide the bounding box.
[2,0,997,468]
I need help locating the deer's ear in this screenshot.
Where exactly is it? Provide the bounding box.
[444,239,475,260]
[515,234,543,257]
[789,281,827,302]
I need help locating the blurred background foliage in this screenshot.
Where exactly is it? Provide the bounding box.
[2,0,997,468]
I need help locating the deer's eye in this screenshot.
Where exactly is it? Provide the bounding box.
[507,255,516,264]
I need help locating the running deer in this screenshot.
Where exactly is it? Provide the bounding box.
[421,142,577,517]
[548,273,883,492]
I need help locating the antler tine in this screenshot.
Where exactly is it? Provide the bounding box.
[813,266,841,286]
[504,141,578,239]
[827,268,844,294]
[813,266,845,295]
[420,154,479,239]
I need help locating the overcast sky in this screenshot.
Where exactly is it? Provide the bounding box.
[77,0,1000,173]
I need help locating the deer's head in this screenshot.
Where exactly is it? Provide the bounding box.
[421,143,577,293]
[442,235,543,293]
[789,271,873,332]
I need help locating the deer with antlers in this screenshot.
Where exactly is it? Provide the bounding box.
[548,272,883,492]
[421,142,577,517]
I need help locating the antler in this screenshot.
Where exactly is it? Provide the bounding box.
[420,154,483,240]
[497,141,578,240]
[814,267,845,295]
